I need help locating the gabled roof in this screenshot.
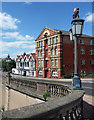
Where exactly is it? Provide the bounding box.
[16,53,36,62]
[35,26,58,40]
[36,26,94,40]
[53,29,94,38]
[31,53,36,59]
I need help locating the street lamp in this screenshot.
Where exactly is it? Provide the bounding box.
[70,8,84,90]
[71,18,84,36]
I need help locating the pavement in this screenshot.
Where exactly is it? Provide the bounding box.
[83,94,94,120]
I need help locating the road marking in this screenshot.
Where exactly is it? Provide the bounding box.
[84,94,94,98]
[83,86,94,89]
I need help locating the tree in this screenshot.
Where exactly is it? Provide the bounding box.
[0,59,16,72]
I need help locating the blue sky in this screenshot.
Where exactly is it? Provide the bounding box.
[0,2,93,59]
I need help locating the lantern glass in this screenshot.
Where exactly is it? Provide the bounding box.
[71,18,84,36]
[69,29,73,41]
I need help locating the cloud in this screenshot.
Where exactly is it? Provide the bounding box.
[24,0,32,4]
[0,40,35,52]
[1,32,34,40]
[84,12,94,22]
[0,12,21,30]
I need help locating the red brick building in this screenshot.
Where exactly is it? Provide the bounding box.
[35,27,94,78]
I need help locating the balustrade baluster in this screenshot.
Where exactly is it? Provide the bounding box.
[62,116,66,120]
[65,111,69,120]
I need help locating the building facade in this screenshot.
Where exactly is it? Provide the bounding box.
[15,53,36,77]
[35,27,94,78]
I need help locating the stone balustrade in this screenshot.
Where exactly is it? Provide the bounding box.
[1,75,84,120]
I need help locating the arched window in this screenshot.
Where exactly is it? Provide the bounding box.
[38,69,43,75]
[52,70,58,77]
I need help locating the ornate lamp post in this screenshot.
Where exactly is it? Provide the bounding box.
[70,8,84,90]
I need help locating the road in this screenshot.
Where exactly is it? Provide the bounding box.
[12,75,94,97]
[54,81,94,96]
[1,71,94,96]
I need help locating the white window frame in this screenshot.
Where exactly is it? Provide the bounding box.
[90,59,94,65]
[80,40,84,44]
[39,41,41,47]
[52,70,58,77]
[38,60,40,66]
[90,40,93,45]
[90,49,93,55]
[80,48,85,55]
[41,60,43,66]
[55,47,58,55]
[81,60,85,65]
[55,59,58,66]
[38,50,40,57]
[50,38,52,44]
[53,37,55,44]
[51,60,54,66]
[38,69,43,75]
[56,36,58,43]
[51,48,54,55]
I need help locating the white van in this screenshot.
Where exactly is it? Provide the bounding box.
[12,68,19,75]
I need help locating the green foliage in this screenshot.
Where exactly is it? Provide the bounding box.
[80,73,86,78]
[43,90,50,101]
[0,105,5,112]
[63,74,71,79]
[0,59,16,72]
[86,74,94,78]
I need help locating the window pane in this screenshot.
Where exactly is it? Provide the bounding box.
[53,37,55,44]
[51,60,54,66]
[55,59,58,66]
[80,40,84,44]
[90,40,93,45]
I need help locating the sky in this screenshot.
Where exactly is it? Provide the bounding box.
[0,2,93,59]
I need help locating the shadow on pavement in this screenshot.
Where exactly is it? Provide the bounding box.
[83,101,94,120]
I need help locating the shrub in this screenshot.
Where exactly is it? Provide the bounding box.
[63,74,71,79]
[43,90,50,101]
[0,105,5,112]
[86,74,94,78]
[80,73,86,78]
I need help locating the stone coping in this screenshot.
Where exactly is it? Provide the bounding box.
[1,90,84,119]
[11,77,72,89]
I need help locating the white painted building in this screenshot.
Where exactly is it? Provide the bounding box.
[15,53,36,77]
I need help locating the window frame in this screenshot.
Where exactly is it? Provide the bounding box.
[51,59,54,66]
[80,48,85,55]
[55,59,58,66]
[80,40,84,44]
[81,59,85,65]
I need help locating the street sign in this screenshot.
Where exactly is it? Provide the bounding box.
[20,68,23,71]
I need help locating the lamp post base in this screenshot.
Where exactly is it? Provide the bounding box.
[72,76,83,90]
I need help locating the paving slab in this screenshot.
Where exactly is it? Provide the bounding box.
[83,95,94,120]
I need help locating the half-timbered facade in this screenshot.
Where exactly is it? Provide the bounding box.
[16,53,36,77]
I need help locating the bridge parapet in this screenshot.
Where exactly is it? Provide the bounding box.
[1,75,84,120]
